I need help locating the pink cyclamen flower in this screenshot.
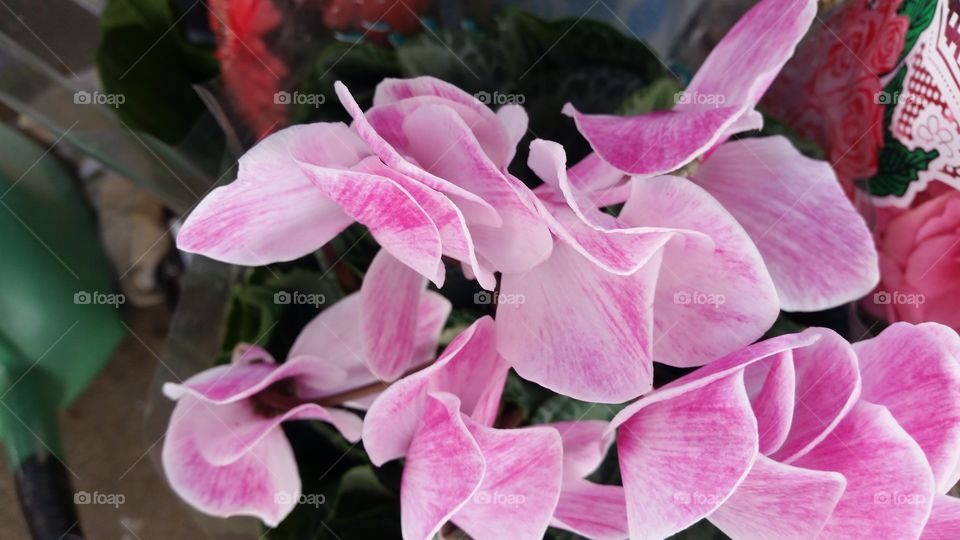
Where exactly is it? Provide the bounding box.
[494,139,780,402]
[176,76,552,290]
[161,250,450,526]
[561,0,879,312]
[363,317,565,540]
[607,322,960,539]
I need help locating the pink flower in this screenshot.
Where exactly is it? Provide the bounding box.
[363,317,564,540]
[161,250,450,526]
[558,0,879,312]
[608,322,960,539]
[494,140,780,402]
[868,189,960,329]
[176,76,552,290]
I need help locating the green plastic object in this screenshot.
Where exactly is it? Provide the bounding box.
[0,122,125,467]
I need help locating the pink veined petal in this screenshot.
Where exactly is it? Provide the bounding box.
[921,495,960,540]
[619,174,779,368]
[568,152,629,192]
[708,455,846,540]
[608,329,823,434]
[792,401,936,540]
[743,350,796,455]
[296,155,445,286]
[287,290,450,403]
[363,317,508,465]
[394,104,552,273]
[562,103,745,177]
[192,402,361,466]
[496,103,529,166]
[372,76,517,169]
[230,343,274,364]
[176,123,362,265]
[552,480,628,540]
[529,139,694,275]
[551,420,615,482]
[335,81,502,227]
[684,0,816,116]
[161,396,301,528]
[400,393,485,540]
[360,249,428,381]
[162,355,347,406]
[771,330,861,463]
[353,157,495,290]
[563,0,815,176]
[615,372,759,540]
[853,322,960,492]
[693,137,879,311]
[496,241,660,403]
[453,420,564,540]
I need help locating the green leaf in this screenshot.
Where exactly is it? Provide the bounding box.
[97,0,218,143]
[0,124,125,464]
[296,42,401,124]
[617,77,683,115]
[530,394,625,425]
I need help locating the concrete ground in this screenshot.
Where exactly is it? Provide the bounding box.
[0,305,205,539]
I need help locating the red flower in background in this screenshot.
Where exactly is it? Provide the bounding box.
[323,0,430,42]
[764,0,910,194]
[209,0,289,140]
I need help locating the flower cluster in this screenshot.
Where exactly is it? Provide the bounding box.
[160,0,960,538]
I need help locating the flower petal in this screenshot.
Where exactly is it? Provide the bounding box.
[162,356,346,405]
[453,420,564,540]
[771,330,861,463]
[400,393,485,540]
[792,401,935,539]
[296,156,445,286]
[921,495,960,540]
[372,76,517,169]
[552,420,615,482]
[335,81,501,226]
[360,249,427,381]
[619,175,779,368]
[496,241,659,403]
[684,0,816,118]
[854,322,960,492]
[363,317,508,465]
[708,455,845,539]
[161,396,300,528]
[562,104,745,176]
[615,373,758,539]
[693,137,879,311]
[552,480,628,540]
[176,123,362,265]
[392,104,552,273]
[743,351,796,455]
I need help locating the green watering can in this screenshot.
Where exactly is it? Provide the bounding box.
[0,123,125,538]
